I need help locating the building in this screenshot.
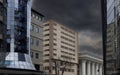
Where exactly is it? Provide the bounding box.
[106,22,117,75]
[31,9,44,71]
[0,0,35,70]
[0,0,7,54]
[105,0,120,75]
[0,0,46,75]
[78,51,103,75]
[43,20,78,75]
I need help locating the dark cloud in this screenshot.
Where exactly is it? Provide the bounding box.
[32,0,102,32]
[32,0,102,56]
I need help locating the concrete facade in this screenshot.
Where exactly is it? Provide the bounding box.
[43,20,78,75]
[31,9,44,71]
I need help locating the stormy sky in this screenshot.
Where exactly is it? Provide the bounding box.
[32,0,102,56]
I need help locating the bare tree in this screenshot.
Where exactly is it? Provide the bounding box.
[52,58,73,75]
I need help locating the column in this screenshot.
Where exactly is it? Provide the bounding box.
[96,63,99,75]
[87,61,91,75]
[82,60,86,75]
[99,64,102,75]
[79,63,81,75]
[92,63,95,75]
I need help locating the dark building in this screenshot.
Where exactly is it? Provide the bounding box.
[0,0,7,58]
[102,0,120,75]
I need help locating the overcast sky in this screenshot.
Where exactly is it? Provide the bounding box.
[32,0,102,56]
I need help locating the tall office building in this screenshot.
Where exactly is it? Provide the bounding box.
[31,9,44,71]
[0,0,7,55]
[106,22,117,75]
[106,0,120,75]
[43,20,78,75]
[0,0,35,70]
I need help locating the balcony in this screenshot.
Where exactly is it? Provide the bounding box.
[0,15,3,22]
[0,0,3,3]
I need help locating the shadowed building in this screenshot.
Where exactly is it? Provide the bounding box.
[105,0,120,75]
[106,22,117,75]
[0,0,7,62]
[31,9,44,71]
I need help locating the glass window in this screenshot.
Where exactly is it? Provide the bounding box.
[30,52,33,58]
[30,24,34,31]
[36,15,39,19]
[35,27,39,33]
[36,39,39,46]
[30,38,34,44]
[32,13,35,18]
[35,53,39,59]
[38,17,42,21]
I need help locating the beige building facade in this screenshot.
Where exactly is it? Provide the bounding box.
[30,9,44,71]
[43,20,78,75]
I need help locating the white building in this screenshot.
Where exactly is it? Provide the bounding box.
[78,52,103,75]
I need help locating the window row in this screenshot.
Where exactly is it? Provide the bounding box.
[61,31,75,39]
[44,49,57,52]
[30,37,42,46]
[61,36,75,44]
[61,26,75,35]
[31,12,43,21]
[44,43,57,46]
[61,51,75,56]
[44,66,74,72]
[31,52,39,59]
[44,33,57,36]
[61,55,75,60]
[31,24,41,33]
[61,41,75,47]
[61,45,75,52]
[44,53,57,57]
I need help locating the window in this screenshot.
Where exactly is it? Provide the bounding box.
[35,27,39,33]
[44,54,49,56]
[38,17,42,21]
[44,60,49,62]
[44,24,49,26]
[34,64,40,71]
[30,24,34,31]
[44,29,49,31]
[44,44,49,46]
[30,38,34,44]
[44,49,49,51]
[32,13,35,18]
[30,52,33,58]
[36,15,39,19]
[35,53,39,59]
[44,34,49,36]
[44,39,49,41]
[36,39,39,46]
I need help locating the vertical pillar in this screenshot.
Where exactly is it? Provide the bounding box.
[100,64,102,75]
[96,63,99,75]
[82,60,86,75]
[79,63,81,75]
[92,63,95,75]
[87,61,91,75]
